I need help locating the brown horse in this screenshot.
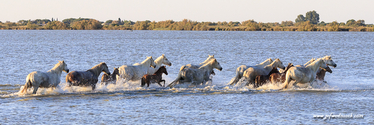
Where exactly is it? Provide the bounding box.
[66,62,110,90]
[141,66,168,87]
[101,67,119,85]
[269,63,294,84]
[254,67,280,88]
[316,66,332,82]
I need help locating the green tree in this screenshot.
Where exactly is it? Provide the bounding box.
[26,21,38,29]
[71,19,102,30]
[318,21,326,26]
[305,10,319,24]
[17,20,29,25]
[133,21,150,30]
[328,21,339,31]
[346,19,356,26]
[295,14,306,23]
[281,21,293,27]
[356,20,365,26]
[62,18,90,26]
[45,21,68,30]
[105,20,113,25]
[297,21,316,31]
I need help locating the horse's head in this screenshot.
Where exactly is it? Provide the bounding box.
[161,54,172,66]
[274,58,285,70]
[160,66,168,75]
[211,59,223,71]
[323,56,337,68]
[322,66,333,73]
[148,56,156,68]
[100,62,111,75]
[113,67,119,75]
[59,60,69,73]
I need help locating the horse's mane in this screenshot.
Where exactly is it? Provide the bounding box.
[141,56,153,64]
[48,61,64,73]
[304,58,315,66]
[263,58,280,69]
[87,62,106,76]
[154,55,165,64]
[199,59,216,69]
[305,58,325,71]
[259,58,273,65]
[322,55,332,61]
[200,55,215,65]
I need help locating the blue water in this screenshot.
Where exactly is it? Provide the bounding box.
[0,30,373,124]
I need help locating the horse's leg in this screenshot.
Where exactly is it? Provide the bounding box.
[32,85,39,94]
[141,78,145,87]
[282,74,292,89]
[158,80,165,87]
[92,85,96,90]
[91,83,96,90]
[228,70,241,86]
[66,79,72,87]
[254,76,260,88]
[245,77,255,87]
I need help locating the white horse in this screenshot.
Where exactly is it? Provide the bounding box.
[179,55,215,71]
[228,58,273,85]
[281,56,337,89]
[144,54,172,75]
[118,56,156,83]
[167,59,223,87]
[242,58,285,86]
[20,61,69,94]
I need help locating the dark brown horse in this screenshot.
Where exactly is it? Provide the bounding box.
[66,62,110,90]
[101,67,119,85]
[269,63,294,84]
[254,67,280,88]
[141,66,168,87]
[316,66,332,82]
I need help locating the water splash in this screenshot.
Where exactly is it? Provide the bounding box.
[0,76,363,98]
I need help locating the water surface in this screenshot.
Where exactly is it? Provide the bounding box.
[0,31,373,124]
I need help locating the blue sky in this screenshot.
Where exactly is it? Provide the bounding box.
[1,0,373,24]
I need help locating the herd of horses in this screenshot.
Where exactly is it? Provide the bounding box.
[20,54,337,94]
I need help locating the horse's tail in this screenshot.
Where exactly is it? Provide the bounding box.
[168,66,187,88]
[167,72,182,88]
[21,79,32,93]
[228,71,241,86]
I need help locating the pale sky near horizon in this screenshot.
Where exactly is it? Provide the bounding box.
[1,0,374,24]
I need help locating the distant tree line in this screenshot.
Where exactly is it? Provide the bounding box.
[0,11,373,31]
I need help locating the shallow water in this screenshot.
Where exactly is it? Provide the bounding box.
[0,30,373,124]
